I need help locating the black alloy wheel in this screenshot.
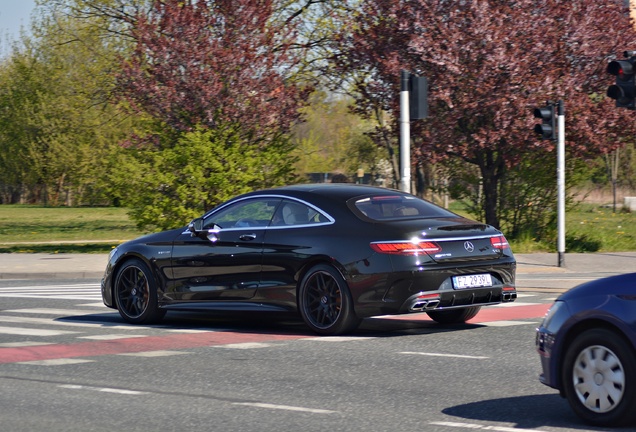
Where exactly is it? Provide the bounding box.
[298,264,360,335]
[562,328,636,427]
[114,258,165,324]
[427,306,481,324]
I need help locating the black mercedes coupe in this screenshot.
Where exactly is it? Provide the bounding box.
[101,184,517,335]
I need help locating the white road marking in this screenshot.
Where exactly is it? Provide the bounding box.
[165,329,213,333]
[0,315,155,331]
[233,402,337,414]
[475,320,539,327]
[0,294,102,300]
[0,326,78,336]
[0,342,54,347]
[213,343,274,349]
[399,352,489,359]
[3,308,108,316]
[59,384,146,395]
[493,302,541,307]
[118,350,191,357]
[302,336,376,342]
[77,334,148,340]
[0,284,101,300]
[19,359,94,366]
[0,284,98,291]
[0,315,113,328]
[430,421,549,432]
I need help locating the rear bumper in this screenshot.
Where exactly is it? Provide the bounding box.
[404,285,516,313]
[351,259,516,317]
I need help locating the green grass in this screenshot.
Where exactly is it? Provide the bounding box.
[0,203,633,253]
[560,204,635,252]
[447,202,635,253]
[0,205,146,253]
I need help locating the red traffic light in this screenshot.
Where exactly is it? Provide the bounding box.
[608,60,634,78]
[607,57,636,109]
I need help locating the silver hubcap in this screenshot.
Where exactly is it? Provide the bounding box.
[572,345,625,413]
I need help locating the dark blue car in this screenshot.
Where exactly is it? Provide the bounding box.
[536,272,636,427]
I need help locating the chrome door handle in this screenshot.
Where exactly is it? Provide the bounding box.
[239,234,257,241]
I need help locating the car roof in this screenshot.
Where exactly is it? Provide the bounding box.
[254,183,406,201]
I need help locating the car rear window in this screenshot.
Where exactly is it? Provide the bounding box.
[350,195,457,221]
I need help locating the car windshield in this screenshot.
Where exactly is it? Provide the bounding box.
[350,195,457,221]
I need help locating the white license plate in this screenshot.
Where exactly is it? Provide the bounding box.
[452,274,493,289]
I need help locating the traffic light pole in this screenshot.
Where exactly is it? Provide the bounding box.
[399,71,411,193]
[557,100,565,267]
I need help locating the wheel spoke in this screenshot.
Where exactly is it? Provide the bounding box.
[117,266,149,318]
[573,345,625,413]
[304,271,342,328]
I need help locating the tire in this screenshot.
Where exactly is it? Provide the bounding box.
[114,258,166,324]
[562,328,636,427]
[427,306,481,324]
[298,264,360,335]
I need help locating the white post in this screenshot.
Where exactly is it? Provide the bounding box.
[400,70,411,193]
[557,100,566,267]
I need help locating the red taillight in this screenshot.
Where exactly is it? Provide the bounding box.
[416,293,440,300]
[370,241,441,255]
[490,235,509,250]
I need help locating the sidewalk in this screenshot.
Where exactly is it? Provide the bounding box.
[0,253,108,280]
[0,252,634,291]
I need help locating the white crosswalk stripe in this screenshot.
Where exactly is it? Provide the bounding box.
[0,283,553,362]
[0,283,102,300]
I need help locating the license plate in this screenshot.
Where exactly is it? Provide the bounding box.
[452,274,493,289]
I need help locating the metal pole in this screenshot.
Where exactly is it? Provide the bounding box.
[400,70,411,193]
[557,100,566,267]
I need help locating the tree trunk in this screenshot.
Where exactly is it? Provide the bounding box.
[481,172,499,229]
[476,150,505,230]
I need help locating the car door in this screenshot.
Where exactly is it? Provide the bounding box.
[168,197,280,301]
[258,199,335,293]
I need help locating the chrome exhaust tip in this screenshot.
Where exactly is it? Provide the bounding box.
[502,292,517,302]
[409,299,440,312]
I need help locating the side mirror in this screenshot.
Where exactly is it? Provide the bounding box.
[188,218,204,236]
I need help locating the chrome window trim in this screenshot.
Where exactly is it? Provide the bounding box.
[198,194,335,232]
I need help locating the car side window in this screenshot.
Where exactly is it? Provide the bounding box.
[204,198,281,229]
[270,200,329,226]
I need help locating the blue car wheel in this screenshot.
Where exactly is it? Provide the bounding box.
[562,328,636,427]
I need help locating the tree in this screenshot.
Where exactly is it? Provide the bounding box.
[117,0,308,136]
[0,11,131,205]
[292,91,384,179]
[120,126,297,230]
[333,0,636,232]
[107,0,313,229]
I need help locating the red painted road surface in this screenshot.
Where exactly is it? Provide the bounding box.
[0,304,550,365]
[384,303,550,323]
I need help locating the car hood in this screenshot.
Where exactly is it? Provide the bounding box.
[558,272,636,302]
[123,228,185,247]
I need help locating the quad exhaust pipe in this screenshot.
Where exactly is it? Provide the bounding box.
[409,299,440,312]
[502,291,517,302]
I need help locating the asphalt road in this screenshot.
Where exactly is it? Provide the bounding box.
[0,276,628,432]
[0,253,634,431]
[2,251,635,293]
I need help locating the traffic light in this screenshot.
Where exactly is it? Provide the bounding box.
[607,55,636,109]
[409,75,428,119]
[533,104,556,140]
